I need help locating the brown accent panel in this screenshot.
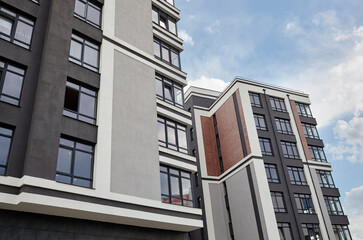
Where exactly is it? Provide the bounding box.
[235,89,251,155]
[216,96,244,171]
[290,100,312,160]
[201,116,220,176]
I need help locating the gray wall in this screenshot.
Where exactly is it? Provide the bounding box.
[209,183,230,240]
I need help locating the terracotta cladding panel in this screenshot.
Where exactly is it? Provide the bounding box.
[215,95,244,171]
[290,100,312,160]
[235,89,251,154]
[201,116,220,176]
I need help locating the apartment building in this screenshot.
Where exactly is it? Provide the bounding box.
[185,78,351,240]
[0,0,202,238]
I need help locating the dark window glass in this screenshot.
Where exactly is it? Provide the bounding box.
[259,138,273,156]
[316,170,335,188]
[295,194,315,214]
[301,123,320,139]
[157,116,188,154]
[296,102,313,118]
[308,146,327,162]
[0,7,34,49]
[249,92,261,107]
[278,223,293,240]
[254,114,267,130]
[74,0,101,28]
[0,126,13,175]
[271,192,286,213]
[0,60,25,106]
[302,224,321,240]
[287,166,307,185]
[270,97,287,112]
[265,164,279,183]
[56,137,94,188]
[160,165,193,207]
[154,38,180,69]
[324,196,344,215]
[63,81,97,124]
[275,118,293,134]
[281,141,299,159]
[333,225,352,240]
[69,33,99,72]
[155,74,184,108]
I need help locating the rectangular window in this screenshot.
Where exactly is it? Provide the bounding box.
[295,193,315,214]
[0,125,13,175]
[249,92,261,107]
[287,166,307,185]
[324,196,344,215]
[152,7,177,35]
[308,145,327,162]
[281,141,299,159]
[296,102,313,118]
[316,170,335,188]
[259,138,273,156]
[275,118,293,134]
[265,164,279,183]
[270,97,287,112]
[157,116,188,154]
[271,192,286,213]
[154,38,180,69]
[63,80,97,124]
[0,6,34,49]
[56,137,94,188]
[155,74,184,108]
[333,225,352,240]
[278,223,293,240]
[0,60,25,106]
[160,165,193,207]
[301,123,320,139]
[254,114,267,130]
[69,33,100,72]
[302,224,321,240]
[74,0,101,28]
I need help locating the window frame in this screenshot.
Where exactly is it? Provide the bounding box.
[0,125,14,175]
[302,223,322,240]
[333,225,352,240]
[74,0,102,28]
[324,196,344,215]
[269,96,287,112]
[275,118,293,135]
[69,33,100,72]
[152,7,177,35]
[295,193,315,214]
[278,223,293,240]
[271,192,287,213]
[157,116,188,154]
[254,114,267,131]
[287,166,307,185]
[154,38,181,69]
[281,141,300,159]
[259,137,273,156]
[249,92,262,107]
[308,145,327,162]
[316,170,336,188]
[296,102,313,118]
[0,60,25,106]
[301,123,320,139]
[265,164,279,183]
[156,74,184,108]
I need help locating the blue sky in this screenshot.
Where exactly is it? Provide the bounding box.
[176,0,363,238]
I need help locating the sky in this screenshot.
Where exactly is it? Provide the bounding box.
[175,0,363,238]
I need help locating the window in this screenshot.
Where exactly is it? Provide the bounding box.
[74,0,101,28]
[156,74,183,108]
[56,137,94,188]
[63,81,97,124]
[152,7,177,35]
[308,146,327,162]
[333,225,352,240]
[0,126,13,175]
[0,60,25,106]
[301,123,319,139]
[316,170,335,188]
[302,224,321,240]
[296,102,313,118]
[295,193,315,214]
[0,6,34,49]
[160,165,193,207]
[265,164,279,183]
[259,138,273,156]
[157,116,188,154]
[287,166,307,185]
[249,92,261,107]
[271,192,286,213]
[254,114,267,130]
[154,38,180,69]
[275,118,293,134]
[270,97,287,112]
[281,141,299,159]
[278,223,293,240]
[324,196,344,215]
[69,33,99,72]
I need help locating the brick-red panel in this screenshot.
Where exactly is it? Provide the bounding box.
[235,89,251,155]
[201,116,220,176]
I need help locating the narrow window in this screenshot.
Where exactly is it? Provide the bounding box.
[259,138,273,156]
[249,92,261,107]
[271,192,286,213]
[265,164,279,183]
[287,166,307,185]
[270,97,287,112]
[74,0,101,28]
[69,33,100,72]
[295,194,315,214]
[254,114,267,130]
[302,224,321,240]
[0,60,25,106]
[278,223,293,240]
[0,126,13,175]
[281,141,299,159]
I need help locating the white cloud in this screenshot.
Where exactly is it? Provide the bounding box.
[178,30,194,46]
[185,76,229,92]
[312,10,339,27]
[344,186,363,239]
[205,20,221,34]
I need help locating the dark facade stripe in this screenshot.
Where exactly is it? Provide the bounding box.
[232,92,248,156]
[246,165,264,240]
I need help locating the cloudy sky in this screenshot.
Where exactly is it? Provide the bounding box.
[176,0,363,238]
